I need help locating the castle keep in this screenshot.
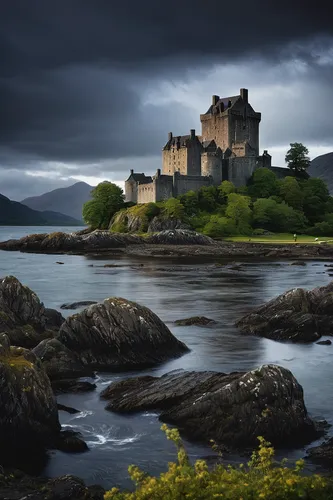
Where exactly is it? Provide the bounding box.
[125,88,278,204]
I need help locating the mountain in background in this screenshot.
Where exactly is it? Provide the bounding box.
[0,193,83,226]
[21,181,93,220]
[308,152,333,193]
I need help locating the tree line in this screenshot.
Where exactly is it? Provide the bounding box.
[82,143,333,237]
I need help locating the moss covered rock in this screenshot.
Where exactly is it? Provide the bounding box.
[0,333,61,468]
[57,298,189,370]
[32,338,92,380]
[0,276,61,348]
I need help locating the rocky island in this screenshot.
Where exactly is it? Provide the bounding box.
[1,228,333,261]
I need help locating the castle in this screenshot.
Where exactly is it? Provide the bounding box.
[125,88,285,204]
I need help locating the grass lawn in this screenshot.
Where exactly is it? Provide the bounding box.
[225,233,333,244]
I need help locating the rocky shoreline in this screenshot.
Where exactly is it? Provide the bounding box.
[1,228,333,260]
[1,272,333,497]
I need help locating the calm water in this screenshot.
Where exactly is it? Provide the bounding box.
[1,226,333,489]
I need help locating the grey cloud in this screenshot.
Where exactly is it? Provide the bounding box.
[0,169,75,201]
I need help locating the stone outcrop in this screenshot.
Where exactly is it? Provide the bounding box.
[57,298,189,370]
[175,316,216,326]
[236,282,333,342]
[101,365,318,449]
[0,276,60,348]
[145,229,216,245]
[32,338,92,380]
[0,333,61,468]
[0,230,143,254]
[52,379,97,394]
[147,217,190,233]
[307,437,333,465]
[60,300,98,310]
[0,470,105,500]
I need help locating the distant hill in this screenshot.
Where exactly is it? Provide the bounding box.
[308,152,333,193]
[21,182,93,220]
[0,193,83,226]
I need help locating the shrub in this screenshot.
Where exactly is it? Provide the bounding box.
[104,426,332,500]
[144,203,160,219]
[252,228,273,236]
[164,198,185,219]
[203,216,238,238]
[306,221,333,237]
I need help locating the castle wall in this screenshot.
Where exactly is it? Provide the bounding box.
[268,166,290,179]
[162,148,187,175]
[173,172,212,197]
[137,183,156,204]
[186,141,202,176]
[227,157,258,187]
[200,113,229,151]
[229,106,260,155]
[201,153,223,185]
[125,179,138,203]
[155,175,174,201]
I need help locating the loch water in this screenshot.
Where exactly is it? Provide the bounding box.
[0,226,333,490]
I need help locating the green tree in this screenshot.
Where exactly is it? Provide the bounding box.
[82,181,125,229]
[247,167,279,199]
[203,215,238,238]
[198,186,218,212]
[253,198,279,230]
[225,193,252,234]
[278,176,303,211]
[217,180,235,204]
[253,198,307,233]
[179,190,199,216]
[300,177,330,223]
[285,142,310,177]
[164,198,185,219]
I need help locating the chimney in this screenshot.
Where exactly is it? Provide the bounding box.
[264,150,268,155]
[156,168,161,177]
[212,95,219,106]
[168,132,173,141]
[130,169,134,175]
[240,88,248,103]
[190,129,195,139]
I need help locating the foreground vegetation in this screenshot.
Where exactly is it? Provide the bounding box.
[104,425,333,500]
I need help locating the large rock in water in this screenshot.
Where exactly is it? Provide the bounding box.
[236,281,333,342]
[32,338,93,380]
[0,333,61,468]
[0,230,143,253]
[101,365,318,449]
[145,229,216,245]
[0,276,63,348]
[57,298,189,370]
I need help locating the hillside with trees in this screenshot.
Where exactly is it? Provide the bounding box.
[85,144,333,238]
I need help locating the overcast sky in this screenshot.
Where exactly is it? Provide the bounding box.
[1,1,332,200]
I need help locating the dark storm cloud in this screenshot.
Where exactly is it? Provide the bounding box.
[1,0,332,173]
[1,0,332,75]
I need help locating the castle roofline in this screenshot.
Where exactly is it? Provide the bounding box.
[203,95,240,115]
[162,129,202,150]
[126,171,152,183]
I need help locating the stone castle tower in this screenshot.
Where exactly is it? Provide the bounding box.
[125,88,278,204]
